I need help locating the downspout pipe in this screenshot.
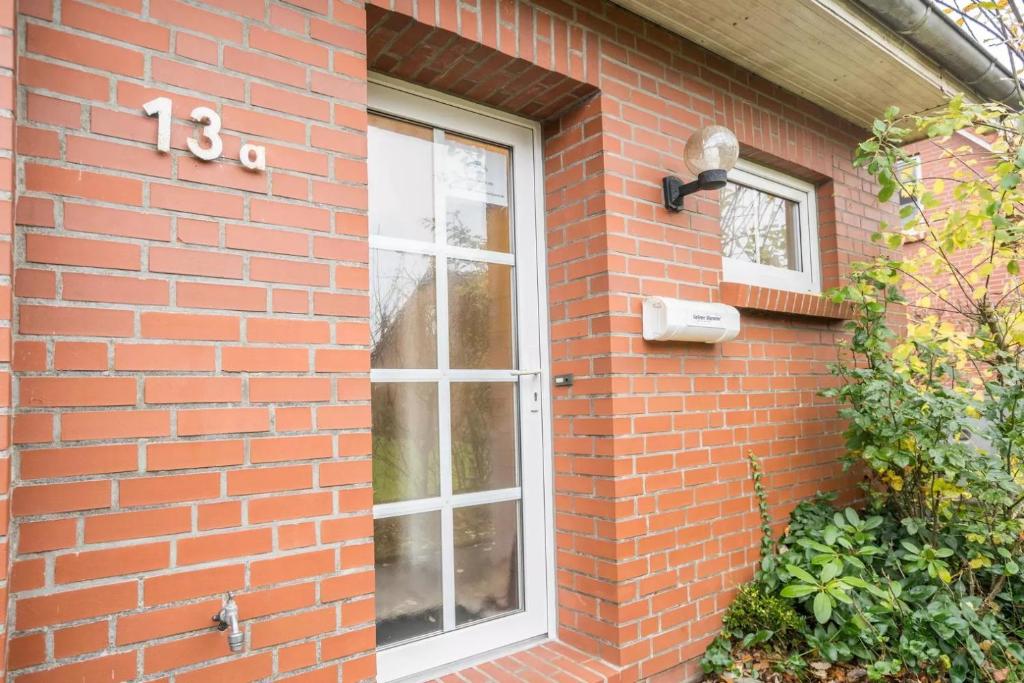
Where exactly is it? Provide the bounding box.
[853,0,1020,106]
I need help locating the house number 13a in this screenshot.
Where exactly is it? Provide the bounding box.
[143,97,266,171]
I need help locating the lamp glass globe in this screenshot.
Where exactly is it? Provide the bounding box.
[683,125,739,176]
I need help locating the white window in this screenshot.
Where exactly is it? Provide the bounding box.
[368,76,553,681]
[896,154,924,233]
[719,159,820,293]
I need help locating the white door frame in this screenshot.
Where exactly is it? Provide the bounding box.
[367,74,555,682]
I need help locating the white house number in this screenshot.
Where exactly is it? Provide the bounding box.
[143,97,266,171]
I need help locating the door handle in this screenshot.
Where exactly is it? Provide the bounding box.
[510,369,542,376]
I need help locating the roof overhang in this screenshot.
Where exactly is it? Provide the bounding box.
[612,0,976,128]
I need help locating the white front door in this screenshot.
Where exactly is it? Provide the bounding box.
[367,77,551,681]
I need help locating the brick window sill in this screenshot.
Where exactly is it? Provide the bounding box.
[428,640,624,682]
[720,282,853,319]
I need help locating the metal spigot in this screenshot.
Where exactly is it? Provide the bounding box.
[212,593,244,652]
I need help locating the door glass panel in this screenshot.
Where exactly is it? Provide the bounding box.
[368,114,435,242]
[375,512,443,646]
[370,102,537,665]
[444,134,511,253]
[448,259,514,369]
[370,250,437,369]
[371,382,440,504]
[451,382,517,494]
[454,501,521,626]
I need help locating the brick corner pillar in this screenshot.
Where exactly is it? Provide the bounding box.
[0,0,16,674]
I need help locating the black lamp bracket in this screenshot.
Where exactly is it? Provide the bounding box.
[662,168,728,212]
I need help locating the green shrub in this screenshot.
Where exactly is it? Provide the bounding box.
[722,583,804,646]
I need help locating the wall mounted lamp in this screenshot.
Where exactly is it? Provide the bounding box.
[662,125,739,212]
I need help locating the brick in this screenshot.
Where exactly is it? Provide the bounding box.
[63,273,169,305]
[117,599,221,645]
[55,541,170,583]
[20,305,134,337]
[150,184,244,219]
[20,377,136,407]
[120,473,220,506]
[248,318,330,343]
[144,376,242,404]
[249,491,332,523]
[250,548,335,586]
[227,465,312,495]
[250,377,331,402]
[224,46,306,87]
[115,344,216,371]
[18,519,77,554]
[149,0,243,41]
[198,500,241,530]
[176,281,267,312]
[250,607,335,648]
[26,234,140,270]
[64,203,172,241]
[152,57,244,100]
[250,198,330,231]
[222,346,309,372]
[250,257,329,286]
[21,444,137,479]
[62,410,170,441]
[25,163,141,205]
[85,507,192,543]
[141,312,240,341]
[144,564,245,605]
[147,439,244,470]
[177,528,273,565]
[178,407,269,436]
[16,582,136,629]
[15,653,136,683]
[12,481,111,516]
[149,246,242,278]
[251,434,334,463]
[62,1,168,50]
[53,622,108,659]
[226,224,309,256]
[19,57,109,100]
[66,135,172,177]
[250,25,328,66]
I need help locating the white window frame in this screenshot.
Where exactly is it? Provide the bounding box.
[367,74,555,682]
[720,159,821,294]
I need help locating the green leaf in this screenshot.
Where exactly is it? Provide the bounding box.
[813,591,833,624]
[840,576,870,589]
[781,584,817,598]
[820,561,842,583]
[786,564,817,584]
[844,508,860,526]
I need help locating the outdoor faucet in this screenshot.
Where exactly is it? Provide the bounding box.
[212,593,245,653]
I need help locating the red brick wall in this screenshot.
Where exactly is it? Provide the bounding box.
[4,0,889,681]
[10,0,374,680]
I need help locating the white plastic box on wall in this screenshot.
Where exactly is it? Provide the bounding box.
[642,296,741,343]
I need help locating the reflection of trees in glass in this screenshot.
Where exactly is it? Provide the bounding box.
[448,259,513,369]
[451,383,516,494]
[371,382,440,505]
[453,502,520,624]
[720,183,800,270]
[370,250,437,369]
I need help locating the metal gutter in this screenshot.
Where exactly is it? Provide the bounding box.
[852,0,1019,105]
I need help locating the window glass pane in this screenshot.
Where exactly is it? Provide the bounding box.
[372,382,440,504]
[375,512,443,646]
[444,134,511,253]
[368,114,435,242]
[371,250,437,369]
[451,382,517,494]
[454,501,521,626]
[720,182,801,271]
[448,259,514,369]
